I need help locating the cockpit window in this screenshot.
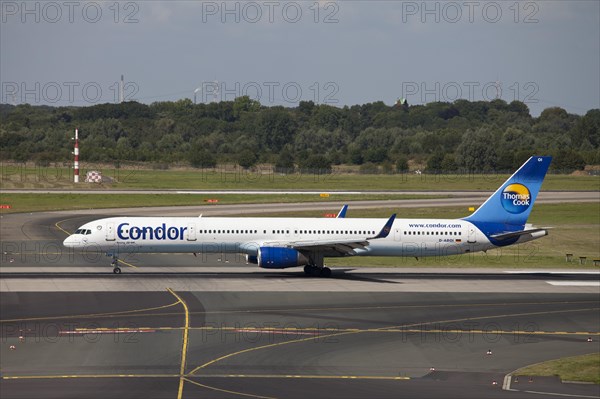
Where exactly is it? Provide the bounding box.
[84,230,91,235]
[74,229,91,235]
[75,229,83,234]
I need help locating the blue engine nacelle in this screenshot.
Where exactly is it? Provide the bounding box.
[246,255,258,264]
[257,247,309,269]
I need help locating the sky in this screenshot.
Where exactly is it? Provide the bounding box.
[1,0,599,116]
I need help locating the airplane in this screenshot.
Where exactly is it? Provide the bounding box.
[63,156,552,277]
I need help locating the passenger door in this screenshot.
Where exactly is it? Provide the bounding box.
[106,222,115,241]
[187,223,197,241]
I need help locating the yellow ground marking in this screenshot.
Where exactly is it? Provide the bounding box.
[115,258,138,269]
[54,219,71,236]
[188,306,600,376]
[65,324,600,337]
[183,300,600,316]
[0,300,181,323]
[188,332,322,375]
[182,377,277,399]
[4,299,595,325]
[2,373,407,383]
[379,307,600,333]
[192,374,410,380]
[2,374,179,380]
[167,288,190,399]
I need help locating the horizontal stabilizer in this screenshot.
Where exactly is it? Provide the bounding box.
[490,228,548,241]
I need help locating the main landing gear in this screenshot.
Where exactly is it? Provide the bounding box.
[304,265,332,278]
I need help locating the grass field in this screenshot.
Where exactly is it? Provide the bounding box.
[1,165,598,191]
[0,193,445,214]
[514,353,600,384]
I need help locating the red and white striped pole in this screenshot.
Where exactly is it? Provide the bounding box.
[74,128,79,183]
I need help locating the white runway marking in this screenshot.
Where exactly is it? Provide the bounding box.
[546,281,600,287]
[505,271,600,274]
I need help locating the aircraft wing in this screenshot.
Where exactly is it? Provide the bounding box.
[261,214,396,256]
[291,239,370,255]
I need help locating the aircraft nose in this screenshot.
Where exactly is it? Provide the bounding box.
[63,236,80,248]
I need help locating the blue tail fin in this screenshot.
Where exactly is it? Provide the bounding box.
[463,156,552,231]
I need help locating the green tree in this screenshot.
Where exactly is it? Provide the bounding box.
[364,148,388,163]
[426,152,445,171]
[257,107,297,152]
[395,156,409,172]
[233,96,261,119]
[552,149,586,173]
[274,146,295,173]
[572,109,600,148]
[237,149,258,169]
[298,154,332,174]
[440,154,457,172]
[189,144,217,168]
[456,128,499,171]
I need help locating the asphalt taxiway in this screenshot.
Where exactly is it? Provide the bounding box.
[1,291,599,399]
[1,200,599,399]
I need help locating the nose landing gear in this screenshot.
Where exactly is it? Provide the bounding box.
[109,254,121,274]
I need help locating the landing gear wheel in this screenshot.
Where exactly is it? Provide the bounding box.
[304,265,331,277]
[111,255,120,274]
[320,267,332,278]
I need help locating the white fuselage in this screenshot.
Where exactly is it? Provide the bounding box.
[63,216,541,259]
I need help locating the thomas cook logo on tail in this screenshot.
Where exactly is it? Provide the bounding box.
[501,184,531,214]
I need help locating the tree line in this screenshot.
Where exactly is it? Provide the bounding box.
[0,97,598,173]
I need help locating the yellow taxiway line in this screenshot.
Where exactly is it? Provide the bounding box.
[167,288,190,399]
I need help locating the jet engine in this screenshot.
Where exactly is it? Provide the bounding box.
[256,247,309,269]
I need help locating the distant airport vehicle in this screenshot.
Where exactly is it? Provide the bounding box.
[64,157,552,276]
